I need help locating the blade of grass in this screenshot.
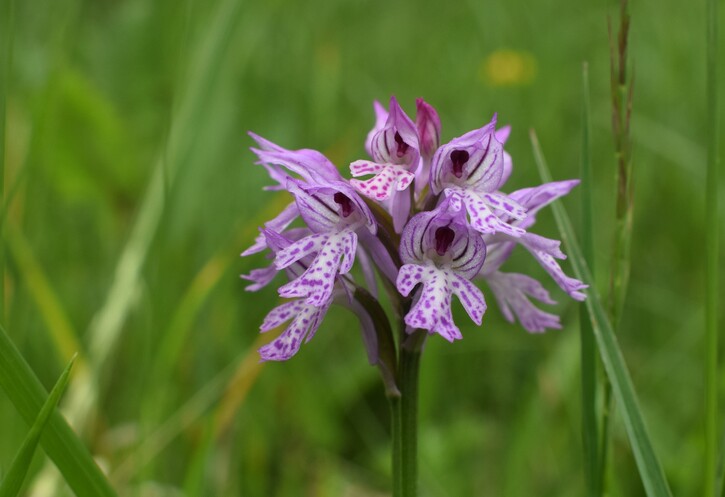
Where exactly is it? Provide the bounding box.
[0,0,14,323]
[0,354,75,497]
[602,2,635,491]
[0,326,117,497]
[579,61,600,497]
[705,0,720,492]
[530,130,673,497]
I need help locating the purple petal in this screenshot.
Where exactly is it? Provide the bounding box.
[350,160,415,201]
[416,98,441,159]
[449,273,487,325]
[258,299,331,361]
[358,230,399,284]
[399,210,437,264]
[365,101,388,158]
[509,180,580,228]
[241,202,300,256]
[370,97,420,167]
[526,248,587,301]
[494,125,511,144]
[482,192,526,221]
[430,115,502,194]
[390,187,412,234]
[241,265,278,292]
[277,230,358,306]
[286,180,341,232]
[249,132,341,184]
[275,232,328,270]
[485,271,561,333]
[445,189,526,237]
[396,263,427,297]
[398,265,462,342]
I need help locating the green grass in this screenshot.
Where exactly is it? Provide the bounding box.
[0,0,719,495]
[0,354,74,497]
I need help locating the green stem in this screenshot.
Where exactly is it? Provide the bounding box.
[0,0,15,324]
[704,0,719,492]
[391,330,425,497]
[579,61,601,497]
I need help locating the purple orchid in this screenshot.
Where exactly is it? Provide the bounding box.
[242,96,585,366]
[396,199,487,342]
[274,178,376,307]
[430,115,528,238]
[350,97,420,232]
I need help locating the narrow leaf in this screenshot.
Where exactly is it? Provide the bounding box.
[705,0,720,492]
[530,131,673,497]
[579,61,601,497]
[0,355,76,497]
[0,326,118,497]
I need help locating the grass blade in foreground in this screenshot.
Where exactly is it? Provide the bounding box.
[0,355,75,497]
[578,61,601,497]
[704,0,720,492]
[530,131,673,497]
[0,326,118,497]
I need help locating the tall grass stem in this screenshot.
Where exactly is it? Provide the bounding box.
[704,0,720,492]
[0,0,15,324]
[579,62,601,497]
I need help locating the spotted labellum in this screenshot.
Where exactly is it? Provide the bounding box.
[242,97,586,372]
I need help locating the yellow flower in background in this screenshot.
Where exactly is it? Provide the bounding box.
[480,49,537,87]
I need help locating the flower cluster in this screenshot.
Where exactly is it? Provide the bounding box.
[242,97,586,363]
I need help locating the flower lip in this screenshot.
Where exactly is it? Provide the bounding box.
[334,192,354,218]
[394,132,410,158]
[450,150,469,178]
[434,226,456,256]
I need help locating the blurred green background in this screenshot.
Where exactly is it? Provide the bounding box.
[0,0,722,495]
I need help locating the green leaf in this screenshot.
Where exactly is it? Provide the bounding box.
[0,326,118,497]
[578,61,601,497]
[530,131,673,497]
[0,355,76,497]
[705,0,720,493]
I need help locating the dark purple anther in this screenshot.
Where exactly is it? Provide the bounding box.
[450,149,469,178]
[333,192,354,217]
[394,132,410,158]
[434,226,456,256]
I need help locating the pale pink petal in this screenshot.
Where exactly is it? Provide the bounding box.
[447,189,526,237]
[258,300,331,361]
[485,271,562,333]
[449,274,487,325]
[278,230,358,307]
[350,162,415,202]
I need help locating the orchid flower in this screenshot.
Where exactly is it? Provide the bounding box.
[350,97,420,232]
[396,199,487,342]
[430,115,528,238]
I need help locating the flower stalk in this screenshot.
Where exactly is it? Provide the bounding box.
[391,330,426,497]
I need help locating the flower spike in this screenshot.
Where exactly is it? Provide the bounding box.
[243,98,586,362]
